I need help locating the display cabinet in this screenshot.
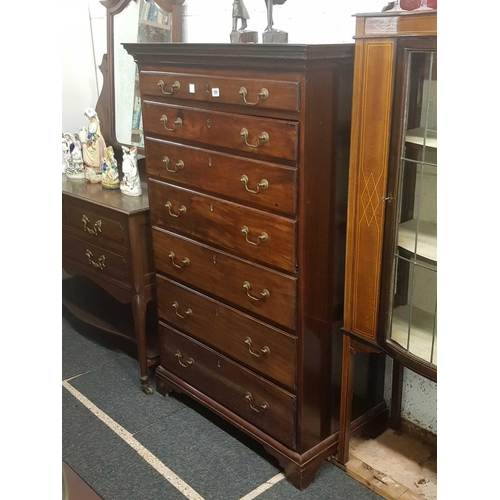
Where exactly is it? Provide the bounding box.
[338,6,437,464]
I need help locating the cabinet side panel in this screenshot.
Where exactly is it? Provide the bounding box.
[296,61,353,452]
[344,40,395,341]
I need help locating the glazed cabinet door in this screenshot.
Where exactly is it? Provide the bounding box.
[379,38,437,380]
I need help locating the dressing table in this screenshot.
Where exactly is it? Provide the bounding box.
[62,0,184,393]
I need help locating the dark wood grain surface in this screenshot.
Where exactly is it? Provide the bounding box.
[156,275,297,389]
[152,228,297,330]
[149,179,297,272]
[125,42,355,489]
[140,70,300,112]
[142,100,299,162]
[62,175,149,215]
[159,322,297,449]
[145,137,297,215]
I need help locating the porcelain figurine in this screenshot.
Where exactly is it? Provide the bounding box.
[81,108,106,183]
[101,146,120,190]
[64,133,85,179]
[62,135,71,173]
[120,145,142,197]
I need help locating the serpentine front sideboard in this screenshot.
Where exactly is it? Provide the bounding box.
[62,175,158,394]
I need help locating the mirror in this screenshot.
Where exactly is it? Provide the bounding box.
[97,0,184,152]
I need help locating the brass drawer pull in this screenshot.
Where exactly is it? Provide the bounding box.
[243,281,270,301]
[239,87,269,106]
[165,201,187,217]
[85,249,105,270]
[175,350,194,368]
[160,115,183,132]
[172,301,192,319]
[168,251,190,269]
[240,128,269,148]
[82,215,102,236]
[245,337,270,358]
[240,175,268,194]
[163,156,185,173]
[245,392,269,412]
[158,79,180,95]
[241,226,268,245]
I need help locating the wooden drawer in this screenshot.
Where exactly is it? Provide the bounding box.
[62,234,130,285]
[142,100,299,162]
[145,137,297,215]
[156,275,297,389]
[159,322,297,448]
[149,179,296,273]
[62,197,128,248]
[152,228,296,331]
[139,70,300,112]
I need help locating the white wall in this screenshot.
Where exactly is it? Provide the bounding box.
[63,0,437,435]
[62,3,103,134]
[182,0,376,44]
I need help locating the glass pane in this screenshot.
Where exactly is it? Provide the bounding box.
[388,50,437,366]
[131,1,173,148]
[114,1,173,148]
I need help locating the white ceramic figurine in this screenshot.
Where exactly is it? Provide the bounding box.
[62,135,71,173]
[64,133,85,179]
[120,145,142,196]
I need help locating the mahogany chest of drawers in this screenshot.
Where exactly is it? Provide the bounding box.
[124,43,354,489]
[62,176,158,394]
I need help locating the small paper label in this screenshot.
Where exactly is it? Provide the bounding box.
[211,88,220,97]
[189,83,195,93]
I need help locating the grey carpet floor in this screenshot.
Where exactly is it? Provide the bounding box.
[62,309,382,500]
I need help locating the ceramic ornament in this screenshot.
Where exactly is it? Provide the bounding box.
[81,108,106,183]
[120,145,142,197]
[101,146,120,190]
[63,133,85,179]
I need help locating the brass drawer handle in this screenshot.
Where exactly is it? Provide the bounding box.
[82,215,102,236]
[245,337,270,358]
[163,156,185,173]
[172,301,192,319]
[158,79,180,95]
[245,392,269,412]
[168,251,190,269]
[241,226,268,245]
[240,128,269,148]
[85,249,105,270]
[243,281,270,301]
[240,175,268,194]
[239,87,269,106]
[175,350,194,368]
[165,201,187,217]
[160,115,183,132]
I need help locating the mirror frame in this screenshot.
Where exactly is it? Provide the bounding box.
[96,0,185,151]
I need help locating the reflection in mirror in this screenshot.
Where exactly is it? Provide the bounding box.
[114,0,174,148]
[100,0,184,152]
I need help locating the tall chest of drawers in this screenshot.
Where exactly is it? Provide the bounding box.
[124,43,354,489]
